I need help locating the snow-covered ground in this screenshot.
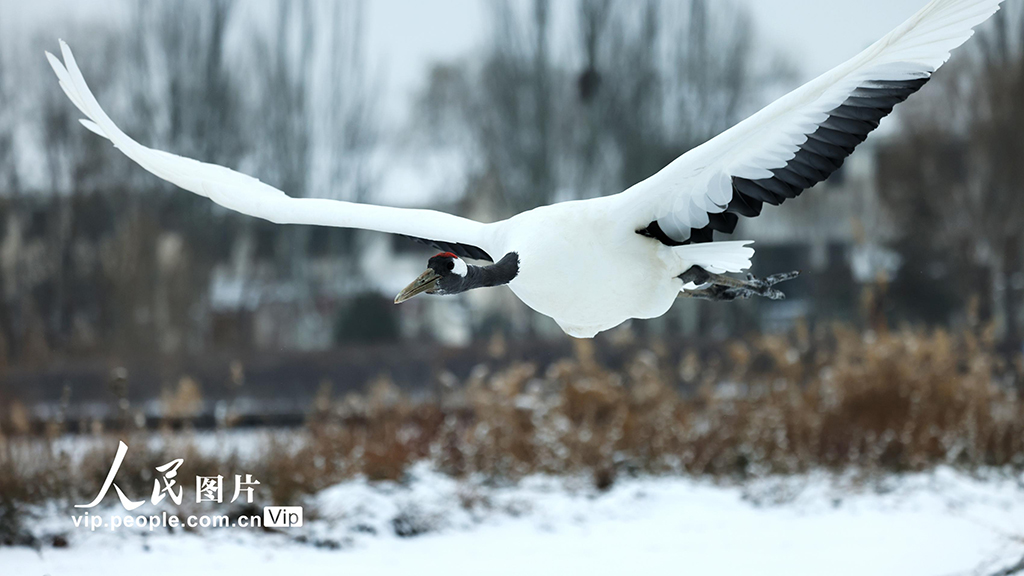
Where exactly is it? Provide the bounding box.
[5,465,1024,576]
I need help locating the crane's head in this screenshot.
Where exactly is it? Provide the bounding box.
[394,251,520,304]
[394,252,470,303]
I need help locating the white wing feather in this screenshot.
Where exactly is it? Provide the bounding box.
[617,0,1003,240]
[46,41,496,256]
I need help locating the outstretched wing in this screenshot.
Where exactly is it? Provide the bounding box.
[622,0,1003,245]
[46,41,496,262]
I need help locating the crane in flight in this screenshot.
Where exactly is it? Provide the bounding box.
[47,0,1002,338]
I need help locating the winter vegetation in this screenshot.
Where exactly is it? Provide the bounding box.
[5,325,1024,501]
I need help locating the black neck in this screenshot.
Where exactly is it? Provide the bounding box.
[466,252,519,289]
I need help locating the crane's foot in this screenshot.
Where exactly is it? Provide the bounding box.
[678,266,800,302]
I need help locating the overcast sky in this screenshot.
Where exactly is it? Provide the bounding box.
[362,0,934,118]
[6,0,936,118]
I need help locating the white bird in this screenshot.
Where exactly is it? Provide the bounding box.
[47,0,1002,338]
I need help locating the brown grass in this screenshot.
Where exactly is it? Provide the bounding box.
[2,324,1023,519]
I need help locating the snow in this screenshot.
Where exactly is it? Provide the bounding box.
[5,465,1024,576]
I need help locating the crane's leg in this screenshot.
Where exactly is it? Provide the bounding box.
[678,283,743,301]
[678,266,799,301]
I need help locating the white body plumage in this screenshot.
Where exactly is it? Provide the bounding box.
[487,198,753,337]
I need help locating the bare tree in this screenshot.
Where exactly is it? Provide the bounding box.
[0,14,17,198]
[578,0,783,193]
[310,1,378,204]
[0,9,18,364]
[255,0,316,202]
[878,3,1024,347]
[465,0,566,215]
[114,1,243,358]
[133,0,240,165]
[413,0,787,218]
[0,31,141,360]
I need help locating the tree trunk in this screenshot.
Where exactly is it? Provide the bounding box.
[1001,233,1022,352]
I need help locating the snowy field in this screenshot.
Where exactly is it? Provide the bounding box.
[5,465,1024,576]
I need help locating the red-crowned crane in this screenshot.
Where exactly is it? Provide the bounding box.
[47,0,1002,338]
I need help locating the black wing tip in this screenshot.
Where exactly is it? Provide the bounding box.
[711,77,931,244]
[642,76,932,246]
[401,235,493,262]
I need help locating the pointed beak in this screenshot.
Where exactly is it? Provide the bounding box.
[394,269,440,304]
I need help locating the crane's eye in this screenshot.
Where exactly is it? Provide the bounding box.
[446,261,455,271]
